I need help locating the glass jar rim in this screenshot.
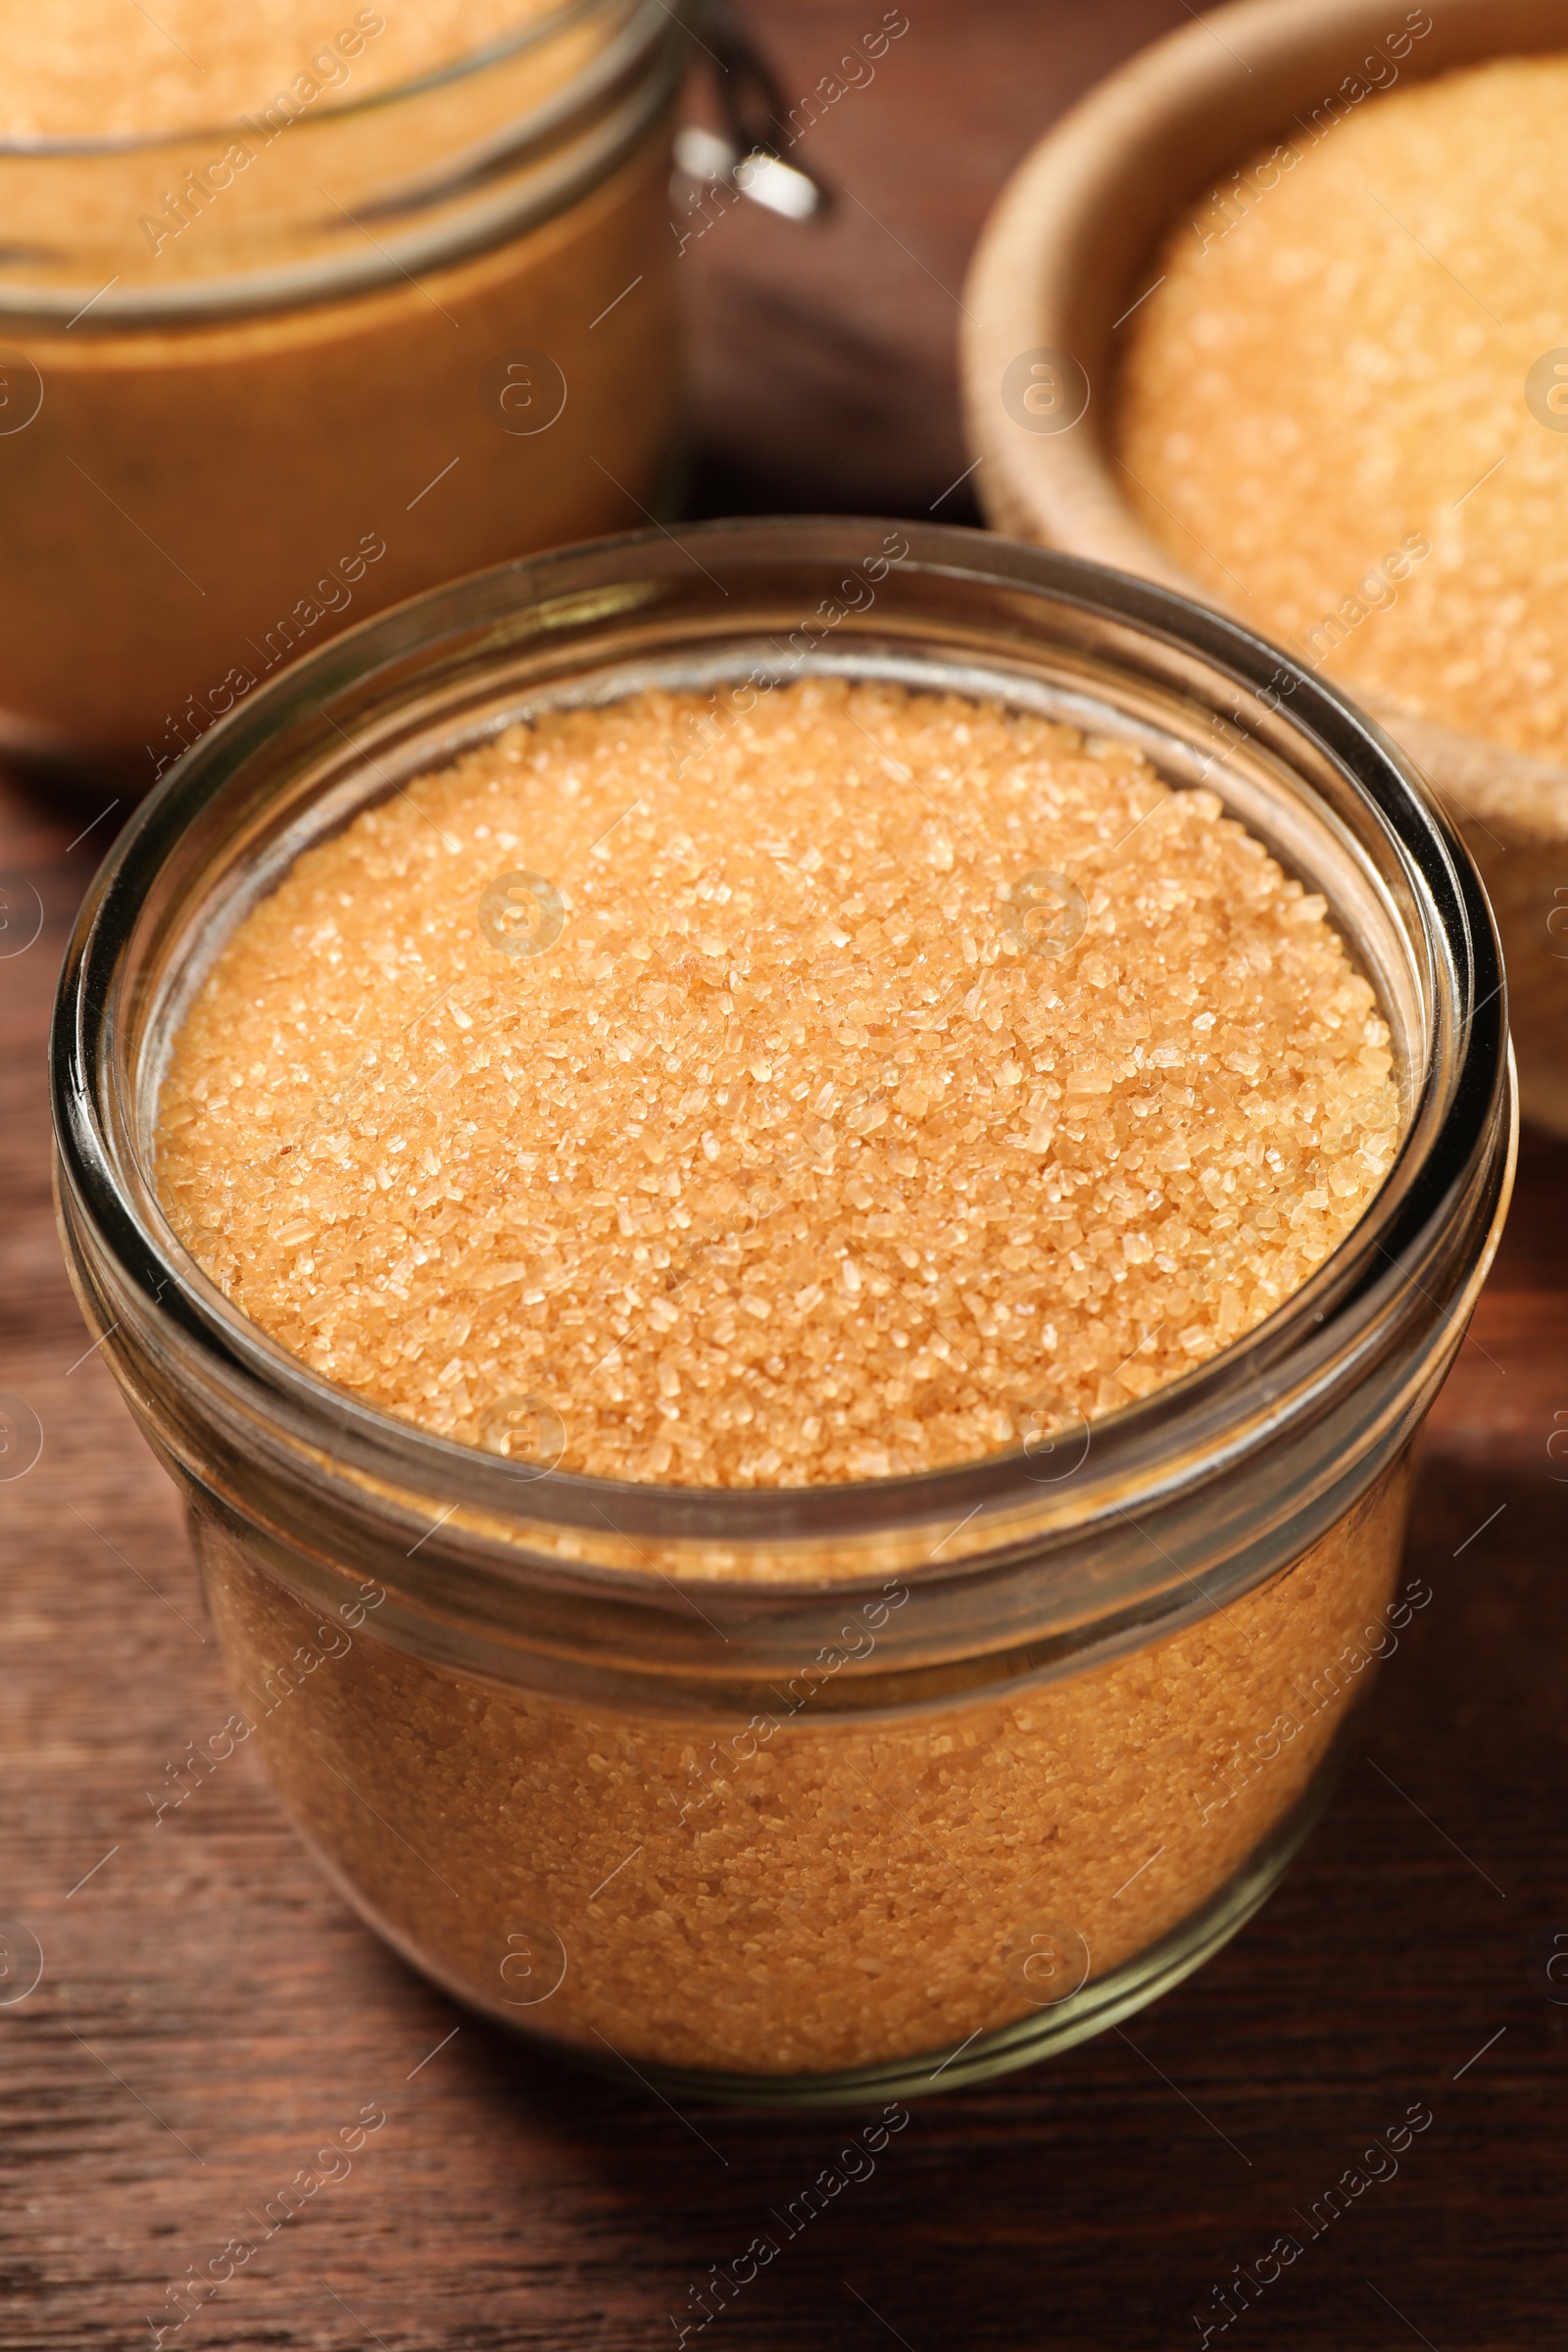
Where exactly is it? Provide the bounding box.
[51,518,1511,1686]
[0,0,684,328]
[0,0,646,158]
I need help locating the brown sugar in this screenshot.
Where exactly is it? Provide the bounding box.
[158,678,1399,1490]
[1116,56,1568,767]
[0,1,561,140]
[198,1450,1415,2077]
[158,674,1417,2081]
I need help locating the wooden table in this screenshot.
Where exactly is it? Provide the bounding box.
[4,7,1565,2346]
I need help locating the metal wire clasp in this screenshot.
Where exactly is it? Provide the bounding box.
[674,0,830,221]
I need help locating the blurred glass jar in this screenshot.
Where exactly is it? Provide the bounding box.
[53,521,1513,2105]
[0,0,700,782]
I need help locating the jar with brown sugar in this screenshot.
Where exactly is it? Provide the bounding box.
[0,0,697,781]
[53,520,1513,2104]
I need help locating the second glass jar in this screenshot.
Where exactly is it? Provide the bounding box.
[0,0,689,779]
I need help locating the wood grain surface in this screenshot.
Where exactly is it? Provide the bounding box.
[4,5,1566,2348]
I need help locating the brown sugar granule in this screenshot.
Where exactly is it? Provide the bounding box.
[1117,57,1568,764]
[158,678,1397,1489]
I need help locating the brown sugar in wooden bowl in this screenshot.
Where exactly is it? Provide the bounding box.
[961,0,1568,1134]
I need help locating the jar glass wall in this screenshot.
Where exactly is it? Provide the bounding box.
[52,520,1514,2104]
[0,0,687,779]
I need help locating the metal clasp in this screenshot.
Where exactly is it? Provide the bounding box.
[674,0,830,220]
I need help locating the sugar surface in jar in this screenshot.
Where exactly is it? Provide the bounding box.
[0,0,563,140]
[1116,56,1568,764]
[157,679,1398,1487]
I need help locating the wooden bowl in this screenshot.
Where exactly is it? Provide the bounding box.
[961,0,1568,1135]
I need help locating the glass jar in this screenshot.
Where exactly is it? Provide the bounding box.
[0,0,692,782]
[53,518,1513,2106]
